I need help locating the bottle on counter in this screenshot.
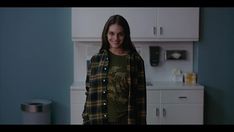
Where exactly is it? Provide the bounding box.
[184,72,197,85]
[172,68,183,82]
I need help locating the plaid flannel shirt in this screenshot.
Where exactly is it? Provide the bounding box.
[82,49,146,125]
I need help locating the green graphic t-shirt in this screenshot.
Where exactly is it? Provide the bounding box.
[107,52,129,124]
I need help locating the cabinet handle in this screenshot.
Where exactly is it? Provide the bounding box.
[163,108,166,117]
[153,27,157,35]
[156,108,159,117]
[160,27,163,35]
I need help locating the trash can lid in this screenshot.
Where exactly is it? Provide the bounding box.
[21,99,52,113]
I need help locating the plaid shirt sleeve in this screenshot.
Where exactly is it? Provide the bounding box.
[135,55,147,124]
[82,57,92,124]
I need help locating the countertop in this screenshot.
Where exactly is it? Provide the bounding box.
[70,81,204,90]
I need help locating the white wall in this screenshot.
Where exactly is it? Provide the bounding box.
[74,41,193,82]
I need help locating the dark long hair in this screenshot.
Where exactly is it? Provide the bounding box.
[100,15,137,53]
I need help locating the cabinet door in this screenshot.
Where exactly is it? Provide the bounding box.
[160,104,203,124]
[114,8,157,40]
[71,103,84,124]
[70,90,86,124]
[147,104,161,124]
[147,90,160,124]
[156,8,199,41]
[72,8,114,40]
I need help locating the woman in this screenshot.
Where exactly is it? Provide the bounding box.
[82,14,146,125]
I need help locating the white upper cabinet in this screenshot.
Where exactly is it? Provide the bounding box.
[156,8,199,41]
[72,8,114,41]
[113,8,157,41]
[72,8,199,41]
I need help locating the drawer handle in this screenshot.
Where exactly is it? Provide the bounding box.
[178,96,188,99]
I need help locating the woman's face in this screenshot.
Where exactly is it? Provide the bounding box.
[107,24,125,49]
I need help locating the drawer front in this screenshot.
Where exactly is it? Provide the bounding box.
[71,90,86,104]
[147,90,160,104]
[161,90,203,104]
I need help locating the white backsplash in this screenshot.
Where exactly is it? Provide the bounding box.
[73,41,193,82]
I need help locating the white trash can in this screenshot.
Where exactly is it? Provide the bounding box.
[21,99,52,124]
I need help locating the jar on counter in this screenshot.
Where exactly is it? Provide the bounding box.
[184,72,197,85]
